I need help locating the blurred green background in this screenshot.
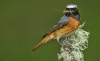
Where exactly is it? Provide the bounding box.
[0,0,100,61]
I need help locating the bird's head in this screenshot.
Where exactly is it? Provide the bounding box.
[64,4,79,16]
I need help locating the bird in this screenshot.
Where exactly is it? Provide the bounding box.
[32,4,81,52]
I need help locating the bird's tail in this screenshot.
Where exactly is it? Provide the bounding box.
[32,34,53,52]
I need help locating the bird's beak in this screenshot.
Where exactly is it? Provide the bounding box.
[63,10,74,13]
[63,10,69,13]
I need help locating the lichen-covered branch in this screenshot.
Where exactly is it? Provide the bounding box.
[58,22,90,61]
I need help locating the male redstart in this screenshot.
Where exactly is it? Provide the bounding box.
[32,4,80,52]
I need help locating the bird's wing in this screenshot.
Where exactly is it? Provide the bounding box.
[43,15,70,38]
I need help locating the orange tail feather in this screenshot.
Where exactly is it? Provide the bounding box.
[32,34,53,52]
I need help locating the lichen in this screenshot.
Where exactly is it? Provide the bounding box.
[58,22,90,61]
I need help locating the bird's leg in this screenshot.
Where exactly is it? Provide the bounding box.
[57,38,68,51]
[57,38,63,46]
[57,38,73,52]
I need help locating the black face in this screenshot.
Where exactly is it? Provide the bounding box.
[64,8,79,16]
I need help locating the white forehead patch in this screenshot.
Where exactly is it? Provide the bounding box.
[66,4,77,8]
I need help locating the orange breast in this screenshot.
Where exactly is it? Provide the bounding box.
[54,17,80,38]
